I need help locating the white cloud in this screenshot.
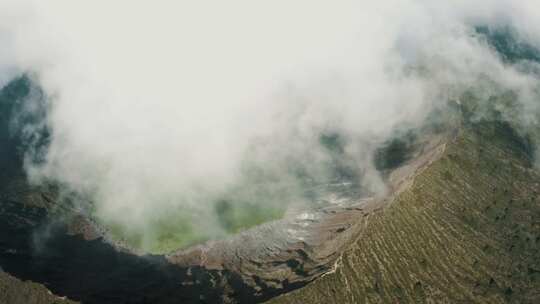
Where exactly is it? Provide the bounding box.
[1,0,540,250]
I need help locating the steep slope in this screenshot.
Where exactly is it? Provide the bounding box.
[0,77,456,304]
[268,122,540,303]
[0,271,78,304]
[0,77,450,303]
[0,134,444,304]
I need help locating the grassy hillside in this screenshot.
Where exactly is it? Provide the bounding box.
[268,122,540,304]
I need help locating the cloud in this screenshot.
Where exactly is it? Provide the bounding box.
[1,0,540,252]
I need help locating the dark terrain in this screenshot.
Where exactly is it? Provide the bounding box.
[0,76,448,303]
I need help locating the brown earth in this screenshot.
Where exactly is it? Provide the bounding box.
[268,122,540,304]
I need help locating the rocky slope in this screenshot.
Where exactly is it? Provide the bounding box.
[268,122,540,304]
[3,76,540,303]
[0,122,446,304]
[0,271,77,304]
[0,77,450,303]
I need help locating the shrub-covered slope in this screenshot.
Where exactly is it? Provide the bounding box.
[269,122,540,304]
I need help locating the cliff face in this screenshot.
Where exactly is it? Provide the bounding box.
[268,122,540,304]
